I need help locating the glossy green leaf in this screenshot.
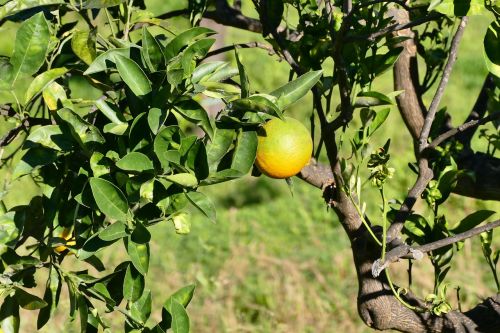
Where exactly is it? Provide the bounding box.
[235,49,249,98]
[12,147,57,179]
[25,125,73,151]
[206,128,234,172]
[260,0,284,35]
[185,191,216,222]
[10,12,50,84]
[171,212,191,234]
[71,30,97,65]
[89,177,129,221]
[15,288,47,310]
[369,108,391,134]
[25,67,68,103]
[83,0,126,8]
[142,26,164,72]
[77,295,88,333]
[174,100,213,139]
[0,0,64,21]
[57,108,105,146]
[164,284,196,311]
[191,61,226,83]
[84,48,130,75]
[232,95,283,119]
[154,126,182,169]
[451,210,496,235]
[130,289,152,324]
[95,99,126,125]
[0,296,20,333]
[0,212,18,246]
[430,0,488,16]
[131,222,151,244]
[170,299,189,333]
[126,237,150,275]
[164,173,198,188]
[484,21,500,78]
[164,27,215,61]
[116,152,154,172]
[115,55,152,96]
[354,91,393,108]
[231,130,257,175]
[270,70,322,110]
[99,222,128,241]
[42,81,71,111]
[148,107,168,134]
[78,232,115,260]
[123,264,145,302]
[181,38,216,78]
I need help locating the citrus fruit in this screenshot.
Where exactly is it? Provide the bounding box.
[54,227,76,254]
[255,117,313,179]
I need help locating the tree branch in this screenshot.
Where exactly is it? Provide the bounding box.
[418,16,468,152]
[373,219,500,277]
[203,0,263,34]
[427,112,500,150]
[205,42,280,59]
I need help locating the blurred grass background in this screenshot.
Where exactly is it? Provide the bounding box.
[0,1,498,332]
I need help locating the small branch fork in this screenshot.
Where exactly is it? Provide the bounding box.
[0,107,51,148]
[372,219,500,277]
[385,16,469,243]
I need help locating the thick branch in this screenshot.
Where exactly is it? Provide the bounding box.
[392,9,426,141]
[203,0,263,34]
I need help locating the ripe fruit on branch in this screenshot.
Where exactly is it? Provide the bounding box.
[54,228,76,254]
[255,117,313,179]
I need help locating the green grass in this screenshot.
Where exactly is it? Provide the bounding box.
[1,4,498,333]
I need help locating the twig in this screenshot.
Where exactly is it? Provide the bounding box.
[372,219,500,277]
[427,112,500,149]
[418,16,469,151]
[205,42,280,59]
[346,12,442,43]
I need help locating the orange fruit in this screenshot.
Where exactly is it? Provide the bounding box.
[54,228,76,254]
[255,117,313,179]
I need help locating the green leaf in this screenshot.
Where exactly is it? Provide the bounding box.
[116,152,154,173]
[114,55,152,96]
[164,173,198,188]
[78,232,115,260]
[170,300,190,333]
[260,0,284,35]
[12,147,57,179]
[15,288,47,310]
[484,21,500,78]
[235,49,249,98]
[126,237,150,275]
[181,38,216,78]
[231,130,257,175]
[130,289,152,324]
[164,27,215,61]
[148,107,168,134]
[154,126,182,169]
[0,0,64,21]
[43,81,71,111]
[185,191,216,222]
[84,48,130,75]
[95,99,126,125]
[164,285,196,311]
[171,212,191,234]
[174,100,213,139]
[206,128,234,172]
[83,0,126,8]
[430,0,489,16]
[89,177,129,221]
[354,91,393,108]
[191,61,226,84]
[9,12,50,84]
[71,29,97,65]
[0,212,18,246]
[57,108,105,146]
[362,48,402,81]
[231,95,283,119]
[123,263,145,302]
[0,296,20,333]
[369,108,391,134]
[131,222,151,244]
[451,210,496,235]
[141,26,164,72]
[99,222,128,241]
[270,70,322,110]
[25,125,73,151]
[77,295,88,333]
[25,67,68,103]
